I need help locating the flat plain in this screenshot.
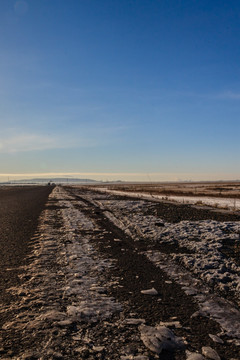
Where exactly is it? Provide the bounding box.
[94,181,240,198]
[0,184,240,359]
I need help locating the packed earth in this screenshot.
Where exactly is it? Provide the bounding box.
[1,185,240,360]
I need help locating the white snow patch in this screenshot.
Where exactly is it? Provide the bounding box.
[81,189,240,342]
[146,250,240,339]
[94,187,240,211]
[90,193,240,303]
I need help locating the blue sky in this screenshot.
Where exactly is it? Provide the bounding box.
[0,0,240,181]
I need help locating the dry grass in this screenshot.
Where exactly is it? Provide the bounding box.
[89,181,240,199]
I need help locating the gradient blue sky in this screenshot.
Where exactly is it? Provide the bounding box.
[0,0,240,181]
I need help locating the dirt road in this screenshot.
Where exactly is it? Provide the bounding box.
[0,186,54,305]
[0,186,240,359]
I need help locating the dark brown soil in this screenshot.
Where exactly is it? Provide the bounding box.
[0,186,54,306]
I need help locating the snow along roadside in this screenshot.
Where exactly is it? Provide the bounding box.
[84,191,240,345]
[93,187,240,211]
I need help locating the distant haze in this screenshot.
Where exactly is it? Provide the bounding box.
[0,172,239,183]
[0,177,99,184]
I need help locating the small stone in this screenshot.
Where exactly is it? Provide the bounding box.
[57,319,73,326]
[186,350,205,360]
[75,347,90,358]
[202,346,221,360]
[52,352,63,359]
[125,318,146,325]
[140,324,184,354]
[92,346,105,352]
[159,320,182,328]
[72,335,82,341]
[209,334,224,344]
[141,288,158,295]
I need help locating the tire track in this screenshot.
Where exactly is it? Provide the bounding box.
[67,187,240,360]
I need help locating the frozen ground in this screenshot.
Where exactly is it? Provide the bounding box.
[1,185,240,359]
[96,197,240,302]
[94,187,240,211]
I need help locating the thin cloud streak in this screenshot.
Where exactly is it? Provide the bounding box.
[0,134,58,153]
[215,91,240,100]
[0,131,103,153]
[169,90,240,100]
[0,119,129,153]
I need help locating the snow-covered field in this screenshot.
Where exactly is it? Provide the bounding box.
[88,193,240,332]
[92,197,240,301]
[1,185,240,359]
[94,187,240,211]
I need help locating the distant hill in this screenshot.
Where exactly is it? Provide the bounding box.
[0,178,100,184]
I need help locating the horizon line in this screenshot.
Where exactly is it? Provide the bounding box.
[0,172,239,183]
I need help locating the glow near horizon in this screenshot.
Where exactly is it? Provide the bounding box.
[0,0,240,181]
[0,172,239,182]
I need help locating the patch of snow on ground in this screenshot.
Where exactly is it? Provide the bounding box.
[159,220,240,300]
[146,249,240,340]
[95,187,240,211]
[91,195,240,302]
[90,191,240,341]
[1,186,122,357]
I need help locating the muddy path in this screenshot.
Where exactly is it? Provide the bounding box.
[1,186,240,359]
[0,186,54,306]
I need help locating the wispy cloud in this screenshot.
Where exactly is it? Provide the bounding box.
[0,132,98,153]
[0,122,127,153]
[0,134,60,153]
[215,91,240,100]
[168,90,240,101]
